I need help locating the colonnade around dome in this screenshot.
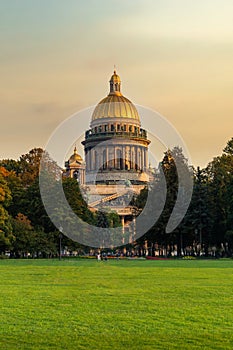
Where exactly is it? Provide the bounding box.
[85,144,148,173]
[85,125,147,140]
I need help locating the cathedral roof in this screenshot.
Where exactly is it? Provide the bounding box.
[91,70,140,123]
[91,94,140,122]
[68,146,83,163]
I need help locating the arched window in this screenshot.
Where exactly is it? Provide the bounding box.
[73,170,79,181]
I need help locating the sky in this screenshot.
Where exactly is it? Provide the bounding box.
[1,0,233,168]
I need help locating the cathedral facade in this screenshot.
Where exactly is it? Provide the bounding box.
[65,70,151,236]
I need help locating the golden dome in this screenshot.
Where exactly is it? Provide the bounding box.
[69,147,83,163]
[91,70,140,122]
[91,94,140,122]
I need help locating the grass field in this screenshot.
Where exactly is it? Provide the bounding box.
[0,258,233,350]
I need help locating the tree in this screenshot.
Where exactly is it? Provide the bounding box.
[223,137,233,156]
[11,213,33,257]
[181,167,213,256]
[11,213,58,258]
[19,148,44,186]
[0,167,14,253]
[206,155,233,247]
[4,170,24,218]
[0,159,21,175]
[63,178,94,224]
[133,147,192,256]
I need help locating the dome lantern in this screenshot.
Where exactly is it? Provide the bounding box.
[109,70,121,95]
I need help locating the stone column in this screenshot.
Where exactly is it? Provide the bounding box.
[109,147,114,169]
[90,149,94,171]
[144,148,148,169]
[128,146,132,169]
[138,148,141,170]
[92,149,95,171]
[88,149,91,171]
[122,146,126,170]
[130,146,133,170]
[132,146,135,170]
[126,146,130,170]
[106,147,109,169]
[114,147,117,169]
[99,147,103,170]
[135,146,138,171]
[141,147,144,171]
[98,147,102,171]
[87,148,91,171]
[85,149,88,171]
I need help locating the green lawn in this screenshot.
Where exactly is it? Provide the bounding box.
[0,259,233,350]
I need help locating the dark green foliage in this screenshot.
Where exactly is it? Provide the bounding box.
[0,159,21,174]
[0,167,14,253]
[135,147,190,256]
[134,143,233,257]
[63,177,94,225]
[181,166,213,256]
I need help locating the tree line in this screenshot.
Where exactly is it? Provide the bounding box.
[1,139,233,258]
[135,139,233,257]
[0,148,119,258]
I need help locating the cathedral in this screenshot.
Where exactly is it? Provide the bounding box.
[65,70,151,236]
